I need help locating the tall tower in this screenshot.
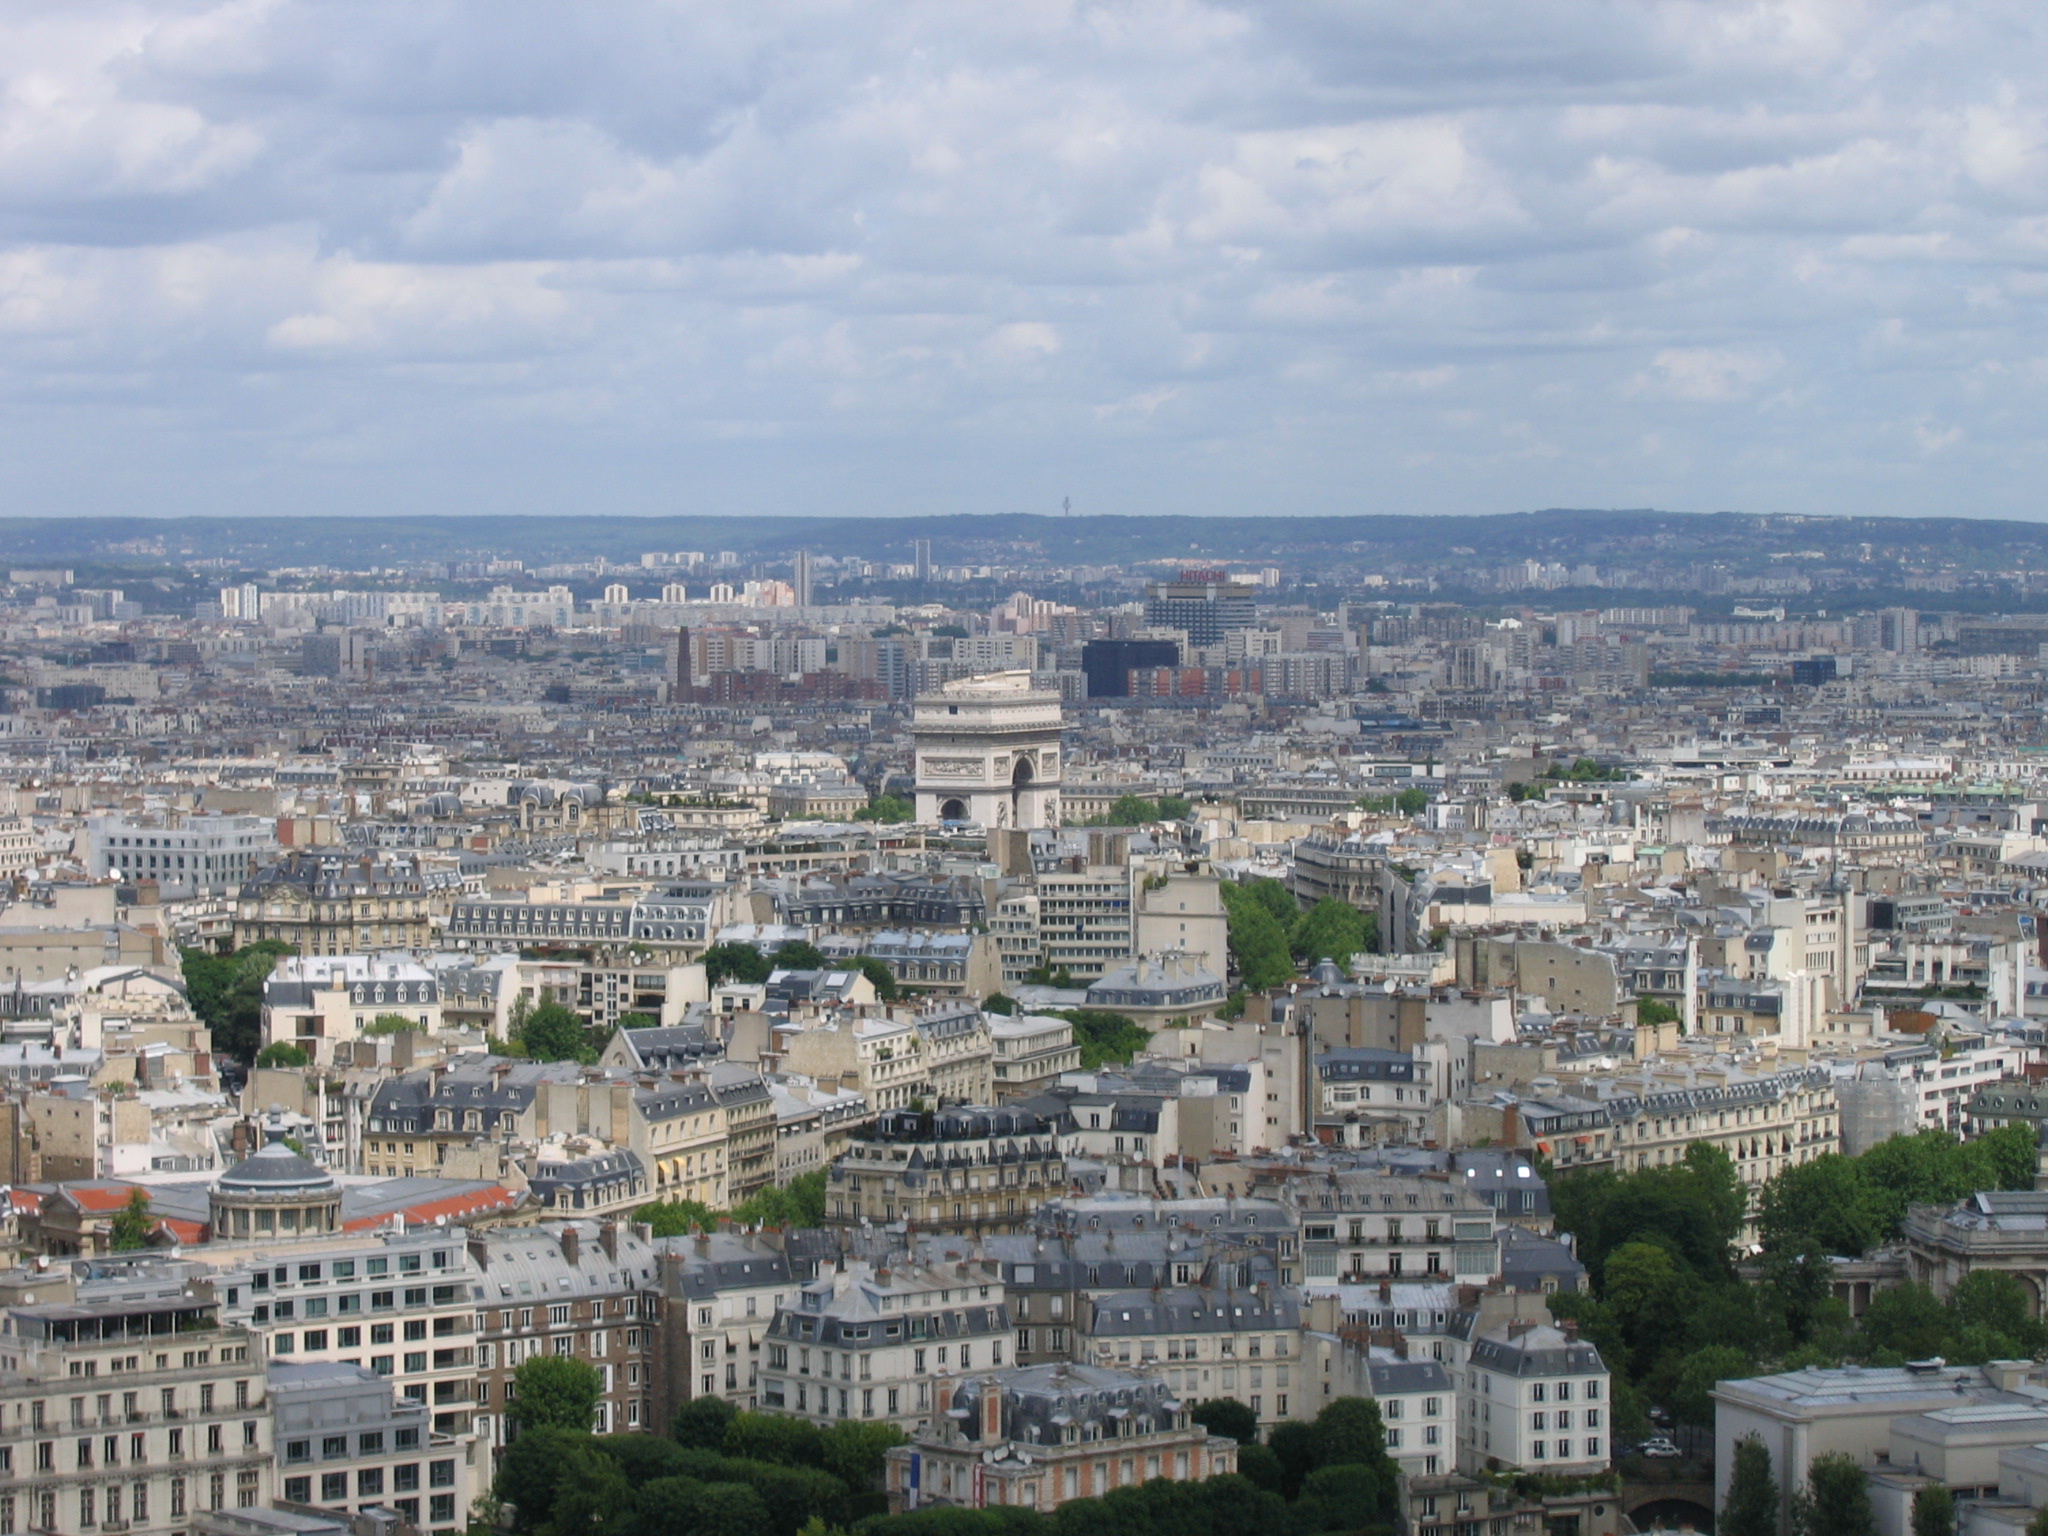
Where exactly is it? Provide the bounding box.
[793,550,814,608]
[672,628,693,699]
[911,671,1063,829]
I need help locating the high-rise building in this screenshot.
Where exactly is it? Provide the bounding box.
[793,550,814,608]
[913,539,934,582]
[1081,638,1181,697]
[1143,570,1256,647]
[1879,607,1920,652]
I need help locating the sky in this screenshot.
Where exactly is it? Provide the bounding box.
[2,0,2046,523]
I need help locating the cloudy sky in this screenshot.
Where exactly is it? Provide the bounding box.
[2,0,2045,522]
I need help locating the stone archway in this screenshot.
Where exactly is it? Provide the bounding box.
[940,797,967,822]
[1010,755,1033,824]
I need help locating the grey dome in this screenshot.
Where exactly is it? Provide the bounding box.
[217,1133,333,1194]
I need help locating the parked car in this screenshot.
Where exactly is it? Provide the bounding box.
[1640,1438,1682,1459]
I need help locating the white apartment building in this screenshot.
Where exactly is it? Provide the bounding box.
[211,1229,477,1438]
[260,955,446,1068]
[0,1294,270,1536]
[760,1258,1015,1434]
[1460,1320,1610,1475]
[1035,865,1137,981]
[1083,1282,1304,1432]
[88,813,279,896]
[988,1013,1082,1101]
[656,1228,800,1418]
[1367,1348,1457,1479]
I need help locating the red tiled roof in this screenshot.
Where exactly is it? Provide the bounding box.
[342,1185,520,1233]
[155,1217,209,1245]
[52,1184,148,1214]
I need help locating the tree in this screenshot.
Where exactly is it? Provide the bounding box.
[181,940,296,1063]
[729,1170,828,1229]
[1793,1452,1877,1536]
[549,1442,634,1536]
[1062,1010,1152,1070]
[109,1188,152,1251]
[616,1011,661,1030]
[1221,884,1294,992]
[1191,1398,1259,1446]
[636,1198,720,1236]
[688,1484,774,1536]
[1263,1420,1317,1499]
[1093,794,1163,826]
[1856,1283,1951,1363]
[1913,1484,1956,1536]
[255,1041,309,1068]
[855,957,900,1002]
[1976,1121,2039,1192]
[516,1000,596,1064]
[1394,787,1428,816]
[1602,1241,1698,1364]
[363,1013,425,1036]
[672,1395,737,1450]
[508,1355,604,1433]
[855,794,914,824]
[2027,1507,2048,1536]
[702,943,773,987]
[772,940,828,972]
[984,993,1018,1015]
[1672,1344,1753,1428]
[1756,1154,1886,1260]
[1307,1396,1393,1470]
[818,1419,908,1489]
[492,1427,594,1533]
[1235,1443,1285,1494]
[1721,1434,1781,1536]
[1947,1269,2046,1355]
[1289,898,1373,968]
[722,1411,824,1467]
[1637,996,1680,1026]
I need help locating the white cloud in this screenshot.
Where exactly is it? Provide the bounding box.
[1631,347,1784,402]
[0,0,2041,517]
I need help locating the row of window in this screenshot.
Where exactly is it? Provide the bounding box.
[284,1429,421,1462]
[7,1470,262,1533]
[27,1418,256,1470]
[280,1479,459,1526]
[249,1253,446,1288]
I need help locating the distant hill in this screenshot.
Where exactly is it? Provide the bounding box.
[2,508,2045,574]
